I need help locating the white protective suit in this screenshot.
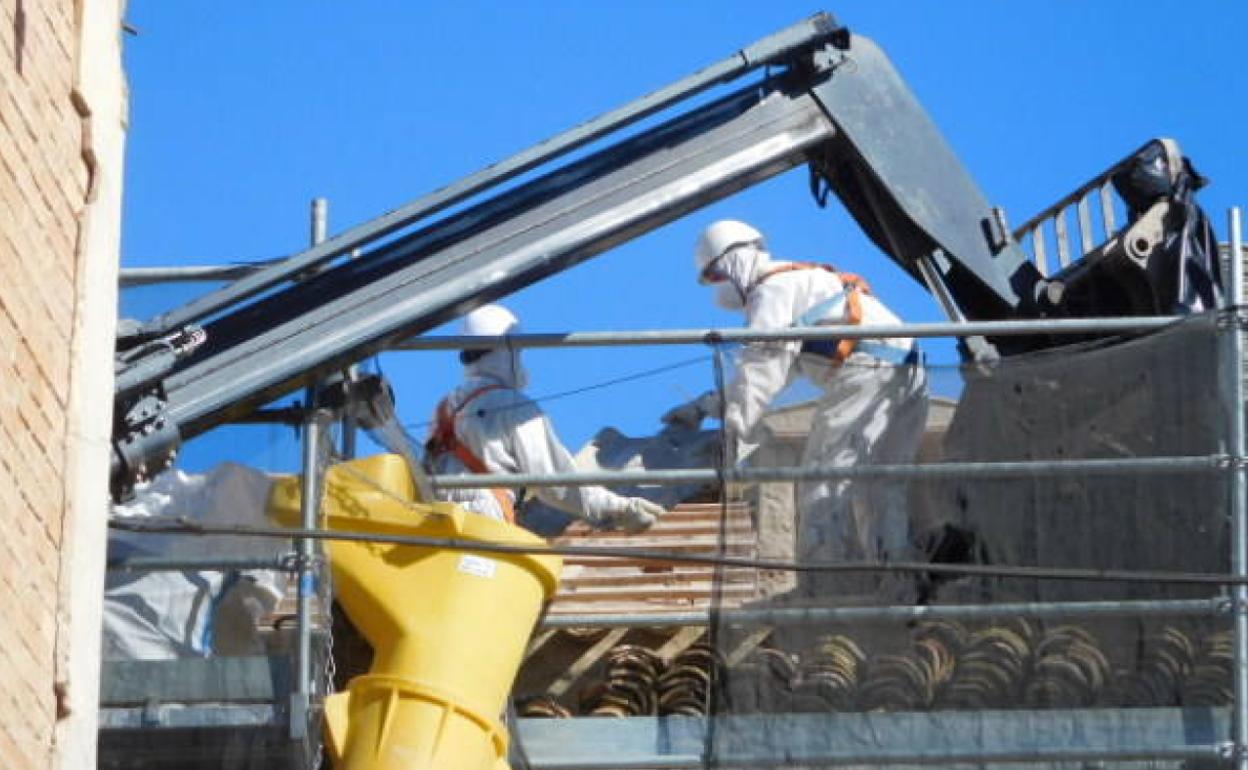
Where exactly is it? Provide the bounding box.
[688,239,929,568]
[426,322,662,530]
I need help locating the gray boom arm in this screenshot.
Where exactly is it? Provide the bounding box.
[111,13,1044,494]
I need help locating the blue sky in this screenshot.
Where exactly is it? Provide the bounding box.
[119,1,1248,474]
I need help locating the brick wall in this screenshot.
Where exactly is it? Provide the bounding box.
[0,1,126,768]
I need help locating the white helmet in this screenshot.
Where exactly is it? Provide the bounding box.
[694,219,765,282]
[459,304,525,383]
[461,304,519,337]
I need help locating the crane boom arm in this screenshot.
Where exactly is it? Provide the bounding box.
[109,13,1132,495]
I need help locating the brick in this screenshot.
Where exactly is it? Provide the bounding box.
[30,399,65,459]
[0,138,58,257]
[21,134,83,220]
[3,136,61,213]
[1,5,107,765]
[0,290,40,353]
[1,421,60,520]
[34,383,66,439]
[0,542,32,606]
[14,247,75,336]
[0,421,30,482]
[2,336,67,438]
[2,580,33,627]
[0,721,32,769]
[3,469,44,541]
[0,569,29,623]
[32,1,74,58]
[3,255,69,345]
[2,628,30,675]
[6,305,70,403]
[10,678,51,755]
[0,130,45,230]
[18,601,56,662]
[0,446,21,489]
[0,162,37,241]
[0,177,81,288]
[15,587,54,649]
[24,336,70,401]
[41,8,74,64]
[17,396,61,474]
[0,17,13,65]
[0,205,76,313]
[0,73,77,169]
[30,106,84,178]
[26,365,66,422]
[13,40,57,116]
[29,18,73,93]
[0,66,42,145]
[0,87,85,235]
[41,149,87,221]
[17,15,72,116]
[0,446,25,496]
[0,373,18,419]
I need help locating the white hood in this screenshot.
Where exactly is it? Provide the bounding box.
[466,346,530,389]
[713,243,773,311]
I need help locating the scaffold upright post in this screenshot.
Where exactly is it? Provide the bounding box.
[310,197,328,247]
[293,405,328,744]
[292,197,329,746]
[1228,206,1247,769]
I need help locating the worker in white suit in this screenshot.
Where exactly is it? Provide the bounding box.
[426,304,665,532]
[664,220,929,589]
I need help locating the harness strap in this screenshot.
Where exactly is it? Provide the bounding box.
[429,384,515,524]
[748,261,834,292]
[836,277,867,362]
[753,262,873,362]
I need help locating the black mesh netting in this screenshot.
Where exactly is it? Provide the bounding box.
[700,313,1235,767]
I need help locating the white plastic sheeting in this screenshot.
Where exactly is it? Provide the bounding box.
[104,464,285,660]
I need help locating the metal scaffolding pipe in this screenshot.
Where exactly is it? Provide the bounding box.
[292,198,331,745]
[107,516,1248,586]
[427,454,1224,490]
[1229,206,1247,770]
[525,744,1228,769]
[540,597,1226,629]
[119,264,266,286]
[393,316,1181,351]
[105,556,296,573]
[310,198,328,248]
[291,407,328,742]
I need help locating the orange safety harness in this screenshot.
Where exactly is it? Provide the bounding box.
[426,383,516,524]
[749,262,873,362]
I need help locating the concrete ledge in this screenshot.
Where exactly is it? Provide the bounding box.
[515,708,1229,768]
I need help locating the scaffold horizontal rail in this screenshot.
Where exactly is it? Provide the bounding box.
[107,516,1248,586]
[105,555,298,573]
[540,597,1227,629]
[393,316,1185,351]
[427,454,1227,490]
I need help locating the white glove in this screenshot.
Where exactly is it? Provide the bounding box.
[611,497,666,533]
[661,391,717,430]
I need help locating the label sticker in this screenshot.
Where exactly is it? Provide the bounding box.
[457,554,498,579]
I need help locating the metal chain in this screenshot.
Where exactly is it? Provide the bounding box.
[310,424,337,770]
